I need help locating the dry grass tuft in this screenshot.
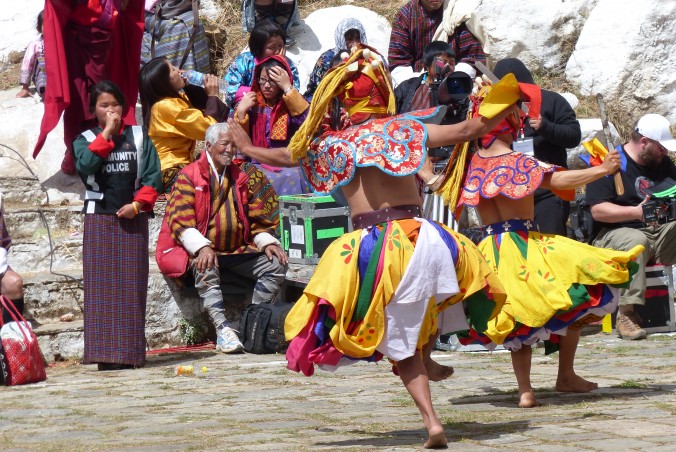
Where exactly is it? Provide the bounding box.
[0,62,20,92]
[203,0,247,77]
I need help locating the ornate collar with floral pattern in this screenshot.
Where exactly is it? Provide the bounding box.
[299,107,445,194]
[458,151,575,207]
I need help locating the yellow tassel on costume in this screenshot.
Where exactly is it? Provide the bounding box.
[436,140,471,217]
[287,45,394,161]
[287,65,349,161]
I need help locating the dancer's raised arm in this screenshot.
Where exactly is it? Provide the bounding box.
[426,104,518,148]
[228,118,296,167]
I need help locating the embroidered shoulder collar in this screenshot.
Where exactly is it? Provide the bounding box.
[458,151,574,207]
[300,107,445,194]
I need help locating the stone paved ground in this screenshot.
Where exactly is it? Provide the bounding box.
[1,330,675,451]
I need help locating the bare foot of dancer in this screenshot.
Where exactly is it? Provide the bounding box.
[555,373,598,393]
[424,425,448,449]
[518,389,539,408]
[424,358,454,382]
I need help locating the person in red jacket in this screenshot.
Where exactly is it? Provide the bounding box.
[158,122,288,354]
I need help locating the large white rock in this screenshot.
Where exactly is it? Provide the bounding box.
[477,0,597,73]
[283,5,392,93]
[565,0,676,123]
[199,0,223,22]
[0,0,43,59]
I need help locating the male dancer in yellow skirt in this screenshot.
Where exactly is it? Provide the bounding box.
[229,45,524,448]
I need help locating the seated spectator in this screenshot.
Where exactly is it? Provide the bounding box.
[586,114,676,340]
[224,20,300,107]
[141,0,211,74]
[388,0,487,86]
[158,122,288,353]
[304,17,367,99]
[0,193,24,326]
[234,55,310,195]
[432,0,489,69]
[16,10,46,99]
[395,41,455,115]
[388,0,444,86]
[241,0,300,44]
[139,57,229,194]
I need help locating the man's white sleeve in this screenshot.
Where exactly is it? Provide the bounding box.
[179,228,212,256]
[253,232,281,251]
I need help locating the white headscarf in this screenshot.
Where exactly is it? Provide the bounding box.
[333,18,368,52]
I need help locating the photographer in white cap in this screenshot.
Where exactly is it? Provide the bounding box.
[586,114,676,340]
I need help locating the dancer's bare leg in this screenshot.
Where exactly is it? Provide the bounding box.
[511,345,538,408]
[423,332,454,382]
[397,351,448,449]
[555,328,598,393]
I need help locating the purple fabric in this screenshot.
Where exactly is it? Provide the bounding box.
[248,101,310,195]
[256,166,309,195]
[429,221,459,262]
[82,213,148,367]
[357,227,379,283]
[0,206,11,250]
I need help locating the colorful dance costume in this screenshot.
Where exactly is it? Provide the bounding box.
[456,151,643,351]
[284,107,507,375]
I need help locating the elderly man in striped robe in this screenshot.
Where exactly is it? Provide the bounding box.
[160,122,288,353]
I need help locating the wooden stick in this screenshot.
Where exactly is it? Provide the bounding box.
[596,94,624,195]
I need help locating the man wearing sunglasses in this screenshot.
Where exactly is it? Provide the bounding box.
[586,114,676,340]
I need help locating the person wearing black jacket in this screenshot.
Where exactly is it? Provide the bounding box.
[493,58,582,236]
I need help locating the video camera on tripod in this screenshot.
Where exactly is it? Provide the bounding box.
[428,59,474,159]
[642,178,676,225]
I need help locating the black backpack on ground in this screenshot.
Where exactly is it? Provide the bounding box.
[570,194,595,243]
[238,301,294,354]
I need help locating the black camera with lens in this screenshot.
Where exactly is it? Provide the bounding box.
[642,178,676,225]
[642,199,676,225]
[428,66,473,159]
